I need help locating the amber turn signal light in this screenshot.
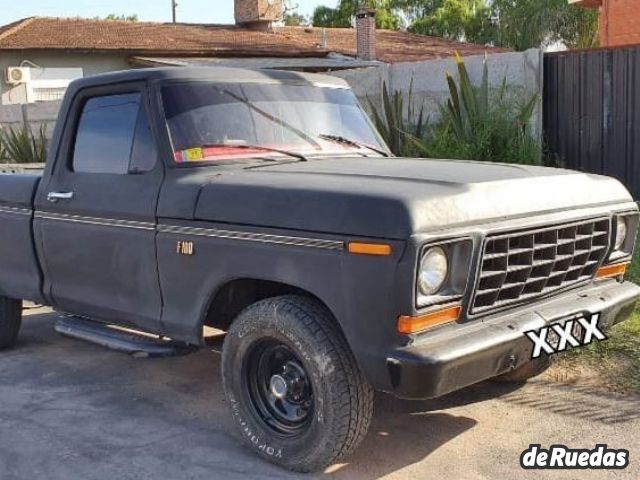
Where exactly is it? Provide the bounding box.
[348,242,392,256]
[397,305,462,334]
[596,262,628,279]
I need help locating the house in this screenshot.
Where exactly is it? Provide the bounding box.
[570,0,640,47]
[0,0,498,105]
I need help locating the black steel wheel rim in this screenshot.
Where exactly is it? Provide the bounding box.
[244,339,314,436]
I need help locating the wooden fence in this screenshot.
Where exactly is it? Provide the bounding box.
[544,45,640,198]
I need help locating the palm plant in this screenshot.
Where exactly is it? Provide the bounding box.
[0,124,48,164]
[367,80,428,156]
[441,53,537,141]
[422,53,541,164]
[366,53,541,164]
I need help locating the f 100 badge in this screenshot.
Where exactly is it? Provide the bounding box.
[176,240,195,256]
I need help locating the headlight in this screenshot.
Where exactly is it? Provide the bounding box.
[606,213,638,264]
[418,247,448,296]
[614,216,627,250]
[415,239,473,309]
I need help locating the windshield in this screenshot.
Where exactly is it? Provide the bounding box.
[161,82,387,164]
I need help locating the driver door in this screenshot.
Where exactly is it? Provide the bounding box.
[34,84,164,332]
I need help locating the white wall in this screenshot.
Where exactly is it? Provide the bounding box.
[0,50,130,138]
[0,49,544,144]
[332,48,544,141]
[0,100,61,139]
[0,51,130,105]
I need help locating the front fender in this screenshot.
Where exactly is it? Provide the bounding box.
[155,219,408,385]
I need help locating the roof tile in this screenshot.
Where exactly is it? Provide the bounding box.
[0,17,505,62]
[0,17,326,57]
[279,26,504,63]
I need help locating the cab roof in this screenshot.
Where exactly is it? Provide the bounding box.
[69,67,351,91]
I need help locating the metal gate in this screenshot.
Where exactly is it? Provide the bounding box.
[544,45,640,198]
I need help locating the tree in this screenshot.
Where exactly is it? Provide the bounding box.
[375,7,403,29]
[312,0,403,29]
[312,5,352,27]
[311,0,597,50]
[98,14,139,21]
[407,0,598,50]
[409,0,494,43]
[490,0,598,50]
[388,0,445,24]
[561,7,599,49]
[284,12,309,26]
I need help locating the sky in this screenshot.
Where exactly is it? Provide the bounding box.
[0,0,337,26]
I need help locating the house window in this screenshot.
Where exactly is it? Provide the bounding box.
[32,87,68,102]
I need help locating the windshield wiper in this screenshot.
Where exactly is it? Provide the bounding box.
[219,88,322,151]
[199,143,309,162]
[318,134,391,157]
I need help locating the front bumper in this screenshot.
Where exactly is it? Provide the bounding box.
[386,280,640,399]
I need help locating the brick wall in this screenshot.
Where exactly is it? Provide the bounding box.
[600,0,640,47]
[356,7,376,61]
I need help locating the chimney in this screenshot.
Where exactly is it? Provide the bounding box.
[235,0,284,30]
[356,5,376,61]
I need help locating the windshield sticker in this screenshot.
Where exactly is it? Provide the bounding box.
[175,147,205,163]
[174,145,295,163]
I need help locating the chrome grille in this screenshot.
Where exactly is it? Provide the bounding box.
[471,218,610,314]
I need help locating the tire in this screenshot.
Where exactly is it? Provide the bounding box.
[0,296,22,350]
[492,355,553,383]
[221,295,374,473]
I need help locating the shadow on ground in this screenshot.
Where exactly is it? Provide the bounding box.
[0,311,637,480]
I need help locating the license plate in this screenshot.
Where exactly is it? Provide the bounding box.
[546,313,594,349]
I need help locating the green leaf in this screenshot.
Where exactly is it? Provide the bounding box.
[445,72,465,137]
[518,93,539,128]
[455,52,478,125]
[479,53,489,118]
[0,124,48,164]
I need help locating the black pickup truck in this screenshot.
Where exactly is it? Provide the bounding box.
[0,67,638,472]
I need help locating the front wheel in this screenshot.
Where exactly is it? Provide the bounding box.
[221,295,373,472]
[0,296,22,350]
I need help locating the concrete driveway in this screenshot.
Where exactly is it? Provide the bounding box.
[1,309,638,480]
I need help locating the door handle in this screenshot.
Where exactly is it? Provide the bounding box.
[47,191,74,203]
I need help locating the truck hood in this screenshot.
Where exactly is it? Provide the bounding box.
[193,157,633,239]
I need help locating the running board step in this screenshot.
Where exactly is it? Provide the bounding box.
[54,316,197,358]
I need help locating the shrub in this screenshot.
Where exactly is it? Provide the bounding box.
[0,124,48,164]
[367,80,428,157]
[420,53,541,164]
[369,54,542,165]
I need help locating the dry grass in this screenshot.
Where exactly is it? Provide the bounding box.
[546,236,640,393]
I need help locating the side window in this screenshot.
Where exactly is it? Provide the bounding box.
[73,93,156,174]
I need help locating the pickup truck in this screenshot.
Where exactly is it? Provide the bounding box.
[0,67,638,473]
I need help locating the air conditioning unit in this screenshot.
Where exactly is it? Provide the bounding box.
[6,67,31,85]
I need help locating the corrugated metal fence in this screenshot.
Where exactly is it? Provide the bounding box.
[544,45,640,198]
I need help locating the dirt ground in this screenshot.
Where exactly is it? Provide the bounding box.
[0,308,638,480]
